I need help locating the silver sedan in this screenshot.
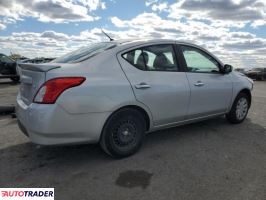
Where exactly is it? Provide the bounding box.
[16,39,253,158]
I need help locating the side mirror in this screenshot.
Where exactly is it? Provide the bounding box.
[222,64,233,74]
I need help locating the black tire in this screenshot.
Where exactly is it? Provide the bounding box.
[100,108,146,158]
[226,92,250,124]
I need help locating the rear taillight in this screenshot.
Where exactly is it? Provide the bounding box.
[33,77,86,104]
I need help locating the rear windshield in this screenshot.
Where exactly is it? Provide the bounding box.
[53,42,116,63]
[0,54,14,63]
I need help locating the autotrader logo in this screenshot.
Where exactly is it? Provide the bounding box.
[0,188,54,200]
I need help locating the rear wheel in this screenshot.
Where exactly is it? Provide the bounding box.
[226,92,250,124]
[100,108,146,158]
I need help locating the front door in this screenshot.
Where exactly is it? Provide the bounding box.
[179,45,233,119]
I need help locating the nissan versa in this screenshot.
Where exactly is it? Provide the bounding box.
[16,39,253,158]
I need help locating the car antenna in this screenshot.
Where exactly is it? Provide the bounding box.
[101,29,114,41]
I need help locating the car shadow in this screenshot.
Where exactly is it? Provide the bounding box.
[0,116,265,188]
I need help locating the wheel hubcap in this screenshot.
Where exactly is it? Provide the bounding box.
[112,120,137,148]
[236,97,248,120]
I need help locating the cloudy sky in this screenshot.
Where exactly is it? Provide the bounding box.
[0,0,266,68]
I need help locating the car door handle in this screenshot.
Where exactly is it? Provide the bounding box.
[135,82,151,89]
[194,81,205,87]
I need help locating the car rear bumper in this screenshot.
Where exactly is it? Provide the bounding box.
[16,96,111,145]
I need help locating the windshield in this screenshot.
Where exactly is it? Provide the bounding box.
[53,42,116,63]
[0,54,14,63]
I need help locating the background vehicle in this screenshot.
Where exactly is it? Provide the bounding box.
[20,58,55,64]
[16,39,253,158]
[0,53,20,82]
[246,68,266,80]
[234,68,246,74]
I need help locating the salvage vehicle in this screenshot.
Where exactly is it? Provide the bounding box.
[234,68,246,74]
[16,39,253,158]
[0,53,19,82]
[21,58,55,64]
[245,68,266,80]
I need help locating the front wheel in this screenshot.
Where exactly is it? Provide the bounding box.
[100,109,146,158]
[226,93,250,124]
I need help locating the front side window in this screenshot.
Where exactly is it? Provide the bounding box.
[181,46,220,73]
[122,44,179,71]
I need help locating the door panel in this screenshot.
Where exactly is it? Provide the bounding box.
[179,45,233,119]
[186,73,232,118]
[117,44,190,126]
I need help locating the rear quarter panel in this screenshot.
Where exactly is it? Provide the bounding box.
[45,49,153,128]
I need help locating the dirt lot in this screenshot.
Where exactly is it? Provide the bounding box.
[0,80,265,200]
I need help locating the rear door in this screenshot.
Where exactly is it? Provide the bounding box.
[117,43,190,126]
[179,45,233,119]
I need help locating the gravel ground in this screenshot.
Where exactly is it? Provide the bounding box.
[0,80,265,200]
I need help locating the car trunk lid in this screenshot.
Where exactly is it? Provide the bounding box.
[18,63,60,105]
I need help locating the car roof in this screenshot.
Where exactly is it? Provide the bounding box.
[112,38,193,46]
[111,38,212,53]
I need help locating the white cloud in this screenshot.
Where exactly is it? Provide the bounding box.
[110,16,126,28]
[229,32,256,39]
[75,0,106,11]
[0,23,6,30]
[222,38,266,50]
[166,0,266,28]
[251,20,266,28]
[40,31,70,41]
[0,0,106,25]
[151,2,168,12]
[0,28,110,58]
[145,0,158,7]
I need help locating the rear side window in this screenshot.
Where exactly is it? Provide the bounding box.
[122,44,179,71]
[53,42,116,63]
[122,49,145,70]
